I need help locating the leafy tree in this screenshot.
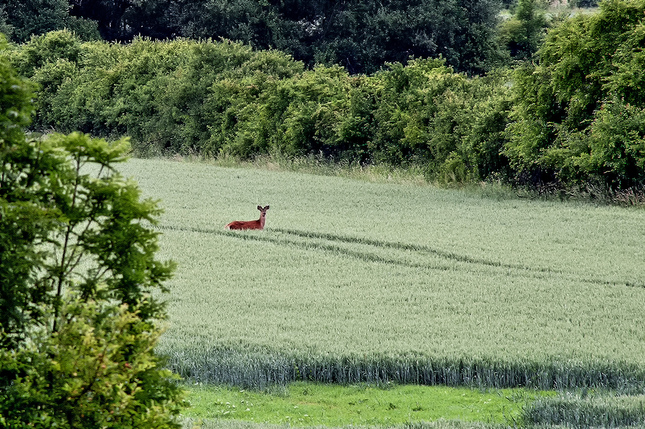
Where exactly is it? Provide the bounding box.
[69,0,173,41]
[498,0,548,61]
[571,0,600,6]
[162,0,504,75]
[0,5,13,39]
[6,0,503,74]
[0,34,183,427]
[1,0,99,42]
[505,0,645,189]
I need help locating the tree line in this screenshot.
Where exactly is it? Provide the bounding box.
[1,0,561,75]
[7,32,514,183]
[5,0,644,194]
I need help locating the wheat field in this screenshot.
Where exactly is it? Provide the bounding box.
[115,157,645,390]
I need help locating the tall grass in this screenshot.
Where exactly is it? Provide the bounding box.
[525,392,645,427]
[175,151,430,187]
[166,345,645,391]
[113,158,645,394]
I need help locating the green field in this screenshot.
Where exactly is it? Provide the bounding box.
[178,383,645,428]
[182,382,546,426]
[115,157,645,423]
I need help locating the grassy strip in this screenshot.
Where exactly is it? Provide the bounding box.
[176,152,432,188]
[181,419,511,429]
[172,152,645,205]
[180,382,548,427]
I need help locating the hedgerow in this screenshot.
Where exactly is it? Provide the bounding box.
[6,0,645,192]
[8,30,512,184]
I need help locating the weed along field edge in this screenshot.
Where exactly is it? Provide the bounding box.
[114,157,645,426]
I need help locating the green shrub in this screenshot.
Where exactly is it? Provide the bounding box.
[12,33,515,182]
[505,0,645,190]
[11,29,82,77]
[0,296,184,428]
[370,59,512,181]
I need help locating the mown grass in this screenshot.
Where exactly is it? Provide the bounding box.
[181,382,548,427]
[181,418,512,429]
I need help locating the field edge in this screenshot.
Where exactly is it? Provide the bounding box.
[161,345,645,392]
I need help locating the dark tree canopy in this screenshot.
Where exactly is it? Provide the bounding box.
[163,0,505,74]
[0,0,99,42]
[3,0,504,75]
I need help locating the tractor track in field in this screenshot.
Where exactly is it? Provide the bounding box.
[155,224,645,290]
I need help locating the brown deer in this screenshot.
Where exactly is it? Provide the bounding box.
[225,205,270,230]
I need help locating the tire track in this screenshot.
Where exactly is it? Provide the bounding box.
[155,224,644,289]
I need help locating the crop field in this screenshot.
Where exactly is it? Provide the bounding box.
[115,158,645,394]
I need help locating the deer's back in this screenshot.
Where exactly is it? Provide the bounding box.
[225,220,262,230]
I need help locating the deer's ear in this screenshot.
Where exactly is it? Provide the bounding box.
[265,205,270,210]
[257,205,262,210]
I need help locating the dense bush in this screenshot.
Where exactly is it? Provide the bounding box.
[8,30,513,183]
[506,0,645,190]
[368,60,512,182]
[11,33,305,154]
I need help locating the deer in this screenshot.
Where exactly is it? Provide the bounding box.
[225,205,270,230]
